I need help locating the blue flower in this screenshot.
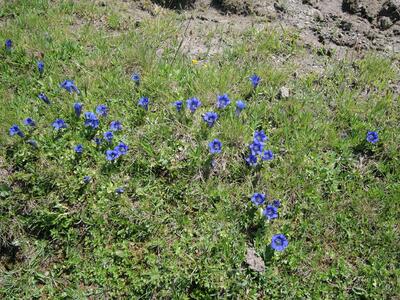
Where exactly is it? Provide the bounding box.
[9,125,24,137]
[60,79,80,94]
[5,39,12,50]
[186,97,201,113]
[131,73,140,84]
[173,100,183,112]
[254,130,268,143]
[37,61,44,74]
[106,149,120,161]
[235,100,246,115]
[52,119,67,130]
[208,139,222,154]
[115,142,128,155]
[83,176,91,184]
[203,112,218,127]
[272,199,281,208]
[138,97,149,110]
[271,234,288,251]
[250,74,261,88]
[27,139,38,148]
[366,131,378,144]
[110,121,122,131]
[262,150,274,161]
[263,205,278,220]
[245,154,258,166]
[251,193,265,206]
[249,141,264,155]
[94,137,102,145]
[96,104,108,117]
[38,93,51,105]
[115,187,125,194]
[74,144,84,154]
[24,118,35,127]
[216,94,231,109]
[104,131,114,142]
[84,112,99,129]
[74,102,83,117]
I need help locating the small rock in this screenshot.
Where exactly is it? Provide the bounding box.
[246,247,265,272]
[279,86,290,99]
[379,16,393,30]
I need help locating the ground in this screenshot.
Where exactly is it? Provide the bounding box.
[0,0,399,299]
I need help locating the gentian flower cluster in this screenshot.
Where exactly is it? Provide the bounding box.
[235,100,246,116]
[131,73,140,84]
[246,130,274,166]
[106,142,129,161]
[104,131,114,142]
[74,103,83,117]
[84,112,100,129]
[271,234,288,251]
[75,144,84,154]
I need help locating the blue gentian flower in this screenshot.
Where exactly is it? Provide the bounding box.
[173,100,183,112]
[60,79,80,94]
[74,144,84,154]
[9,125,24,137]
[250,74,261,88]
[271,234,288,251]
[203,112,218,127]
[216,94,231,109]
[104,131,114,142]
[272,199,281,208]
[263,205,278,220]
[94,137,102,145]
[38,93,51,105]
[115,142,128,155]
[27,139,38,148]
[52,119,67,130]
[249,141,264,155]
[138,97,149,110]
[254,130,268,143]
[37,61,44,74]
[245,154,258,166]
[84,112,99,129]
[24,118,35,127]
[115,187,125,194]
[251,193,265,206]
[110,121,122,131]
[208,139,222,154]
[235,100,246,115]
[366,131,379,144]
[5,39,12,50]
[131,73,140,84]
[262,150,274,161]
[186,97,201,113]
[106,149,120,161]
[96,104,108,117]
[83,176,91,184]
[74,102,83,117]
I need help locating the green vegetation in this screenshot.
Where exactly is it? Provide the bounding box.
[1,1,399,298]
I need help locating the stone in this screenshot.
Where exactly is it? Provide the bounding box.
[279,86,290,99]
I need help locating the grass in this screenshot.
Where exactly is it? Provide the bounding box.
[1,0,399,298]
